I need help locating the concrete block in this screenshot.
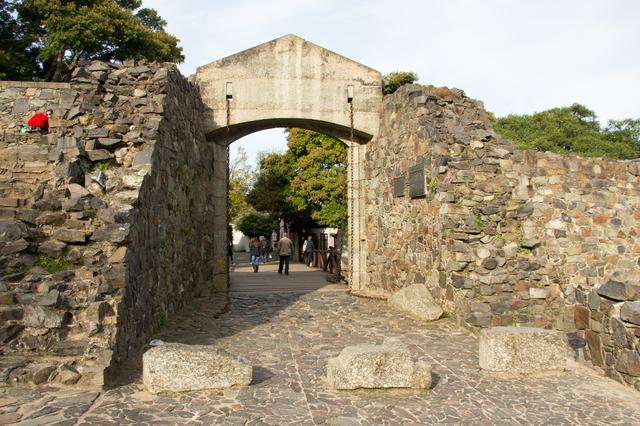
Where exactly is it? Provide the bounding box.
[479,326,566,374]
[143,343,252,394]
[327,337,431,390]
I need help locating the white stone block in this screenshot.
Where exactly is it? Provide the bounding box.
[479,327,566,374]
[327,337,431,390]
[143,343,252,394]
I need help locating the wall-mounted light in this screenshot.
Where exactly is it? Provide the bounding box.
[226,82,233,100]
[347,85,354,103]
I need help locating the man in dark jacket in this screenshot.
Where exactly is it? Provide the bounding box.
[303,235,314,267]
[277,233,293,275]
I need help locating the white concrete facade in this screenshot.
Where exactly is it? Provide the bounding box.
[193,35,382,292]
[193,34,382,144]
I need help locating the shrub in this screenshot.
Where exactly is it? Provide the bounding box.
[383,71,418,95]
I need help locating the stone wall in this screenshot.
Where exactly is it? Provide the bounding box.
[365,84,640,388]
[0,61,223,388]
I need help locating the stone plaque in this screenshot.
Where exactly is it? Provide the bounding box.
[409,164,425,198]
[393,176,405,197]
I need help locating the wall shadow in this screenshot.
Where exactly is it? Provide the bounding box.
[111,252,346,386]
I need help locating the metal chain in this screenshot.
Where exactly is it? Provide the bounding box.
[226,98,231,276]
[348,101,355,289]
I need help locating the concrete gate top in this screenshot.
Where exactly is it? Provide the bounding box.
[193,34,382,144]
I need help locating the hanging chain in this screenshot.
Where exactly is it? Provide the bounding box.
[348,101,355,289]
[226,98,231,274]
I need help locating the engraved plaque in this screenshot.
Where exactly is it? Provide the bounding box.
[409,164,425,198]
[393,176,405,197]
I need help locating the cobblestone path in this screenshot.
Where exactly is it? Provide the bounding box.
[1,261,640,425]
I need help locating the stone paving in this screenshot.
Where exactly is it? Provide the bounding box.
[1,260,640,425]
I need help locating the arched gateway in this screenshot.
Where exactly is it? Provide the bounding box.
[193,35,383,291]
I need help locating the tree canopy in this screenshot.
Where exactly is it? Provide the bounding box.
[236,211,275,239]
[246,129,348,234]
[490,103,640,160]
[229,147,255,223]
[1,0,184,81]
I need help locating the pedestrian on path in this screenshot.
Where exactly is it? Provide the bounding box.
[250,238,261,272]
[277,233,293,275]
[303,235,314,268]
[259,235,267,263]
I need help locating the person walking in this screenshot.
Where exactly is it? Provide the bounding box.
[250,238,261,272]
[303,235,314,268]
[277,233,293,275]
[259,235,267,264]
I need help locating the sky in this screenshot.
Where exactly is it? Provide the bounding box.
[144,0,640,166]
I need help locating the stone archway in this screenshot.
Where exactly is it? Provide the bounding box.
[193,35,382,291]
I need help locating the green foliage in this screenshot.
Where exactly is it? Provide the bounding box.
[438,310,450,320]
[246,151,292,216]
[3,266,22,275]
[517,246,532,255]
[90,161,109,172]
[286,129,347,229]
[383,71,418,95]
[247,129,348,231]
[236,211,275,238]
[229,147,256,223]
[491,103,640,160]
[0,0,38,80]
[35,254,69,273]
[4,0,184,82]
[429,177,439,192]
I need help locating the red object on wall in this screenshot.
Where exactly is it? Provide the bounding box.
[27,113,49,132]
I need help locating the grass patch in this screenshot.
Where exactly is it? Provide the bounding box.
[438,310,450,320]
[517,247,532,255]
[35,255,69,273]
[3,266,22,275]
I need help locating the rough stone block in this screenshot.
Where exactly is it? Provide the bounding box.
[388,284,443,321]
[615,349,640,377]
[27,363,56,385]
[0,220,29,242]
[574,305,590,330]
[143,344,252,394]
[479,327,566,374]
[597,280,640,301]
[326,337,431,390]
[621,301,640,325]
[52,228,89,243]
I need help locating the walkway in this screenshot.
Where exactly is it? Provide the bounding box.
[1,258,639,425]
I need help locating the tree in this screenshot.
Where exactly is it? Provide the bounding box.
[286,129,347,229]
[229,147,255,223]
[383,71,418,95]
[246,129,348,233]
[236,212,275,238]
[4,0,184,82]
[491,103,640,160]
[0,0,37,80]
[246,151,296,219]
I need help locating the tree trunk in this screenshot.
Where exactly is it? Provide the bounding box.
[50,49,66,82]
[67,50,83,80]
